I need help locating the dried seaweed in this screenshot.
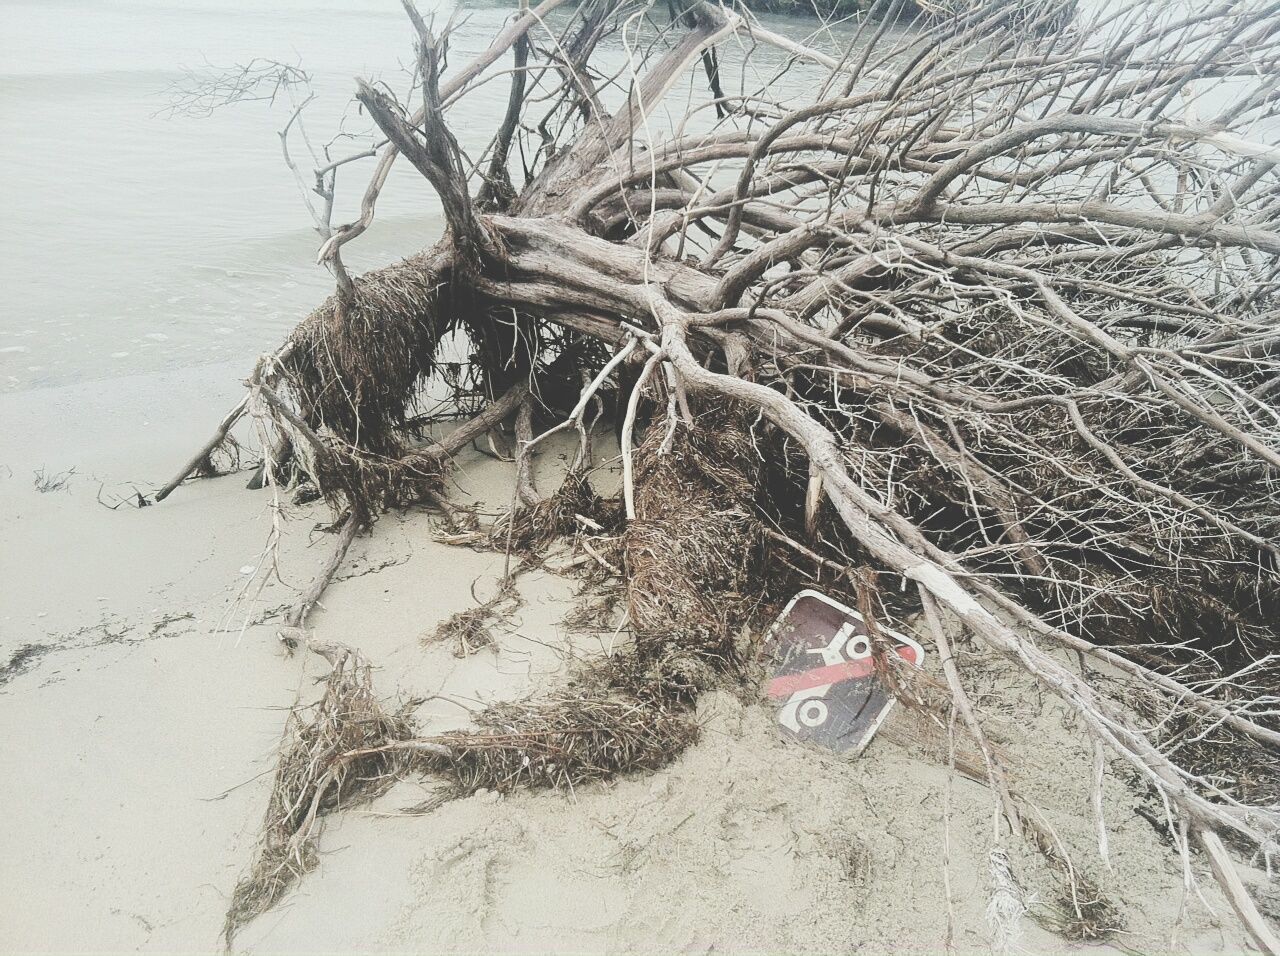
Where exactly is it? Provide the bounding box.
[428,575,523,657]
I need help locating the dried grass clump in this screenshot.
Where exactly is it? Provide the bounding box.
[1021,824,1123,943]
[223,650,414,946]
[600,645,725,703]
[562,580,626,634]
[421,684,698,794]
[1053,887,1124,943]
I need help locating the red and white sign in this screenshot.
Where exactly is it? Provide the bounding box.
[763,590,924,754]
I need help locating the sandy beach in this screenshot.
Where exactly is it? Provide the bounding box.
[3,0,1279,948]
[1,361,1267,955]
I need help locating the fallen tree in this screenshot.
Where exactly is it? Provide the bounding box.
[159,0,1280,948]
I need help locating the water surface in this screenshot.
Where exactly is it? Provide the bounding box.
[0,0,860,392]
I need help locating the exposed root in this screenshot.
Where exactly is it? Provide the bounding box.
[283,251,450,461]
[152,394,249,503]
[417,682,699,795]
[493,471,620,557]
[278,512,363,651]
[311,444,448,514]
[625,404,772,692]
[193,433,245,479]
[223,648,414,947]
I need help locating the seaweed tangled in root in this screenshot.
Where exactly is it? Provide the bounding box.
[223,648,414,947]
[284,252,449,454]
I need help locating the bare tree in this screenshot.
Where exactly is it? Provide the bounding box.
[158,0,1280,948]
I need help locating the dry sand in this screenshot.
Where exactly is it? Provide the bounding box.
[0,363,1266,954]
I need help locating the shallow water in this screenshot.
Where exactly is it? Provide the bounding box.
[0,0,853,393]
[0,0,580,391]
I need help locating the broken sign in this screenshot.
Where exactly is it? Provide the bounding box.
[763,589,924,754]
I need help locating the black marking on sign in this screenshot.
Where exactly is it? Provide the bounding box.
[763,590,924,754]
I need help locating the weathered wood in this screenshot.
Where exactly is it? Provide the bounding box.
[152,396,247,503]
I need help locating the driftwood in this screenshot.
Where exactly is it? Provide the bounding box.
[152,396,247,502]
[166,0,1280,948]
